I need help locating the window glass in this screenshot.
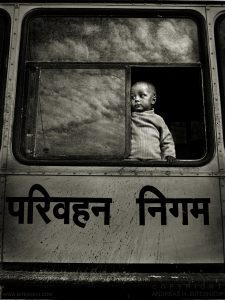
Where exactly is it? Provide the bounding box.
[28,17,199,63]
[25,68,126,158]
[16,11,208,164]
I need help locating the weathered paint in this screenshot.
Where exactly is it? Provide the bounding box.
[0,4,225,297]
[3,176,223,263]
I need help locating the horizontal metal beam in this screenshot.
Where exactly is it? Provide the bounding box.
[1,271,225,299]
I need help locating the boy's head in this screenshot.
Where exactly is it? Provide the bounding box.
[131,81,156,112]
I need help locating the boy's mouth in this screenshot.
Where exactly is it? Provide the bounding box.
[135,104,143,110]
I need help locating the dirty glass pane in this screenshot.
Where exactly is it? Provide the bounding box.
[27,17,199,63]
[24,68,126,158]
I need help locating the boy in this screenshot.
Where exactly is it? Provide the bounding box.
[129,81,176,162]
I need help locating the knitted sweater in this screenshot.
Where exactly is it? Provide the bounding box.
[129,110,176,160]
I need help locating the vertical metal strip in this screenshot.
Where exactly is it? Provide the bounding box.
[0,4,20,268]
[219,176,225,264]
[125,66,131,158]
[1,4,20,169]
[205,7,225,169]
[34,67,41,157]
[206,6,225,264]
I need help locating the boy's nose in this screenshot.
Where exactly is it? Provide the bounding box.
[134,97,140,102]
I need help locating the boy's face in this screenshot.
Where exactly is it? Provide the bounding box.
[130,82,156,112]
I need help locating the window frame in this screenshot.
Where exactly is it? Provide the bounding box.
[215,14,225,150]
[13,8,214,167]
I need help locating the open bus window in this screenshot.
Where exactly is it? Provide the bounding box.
[0,10,10,149]
[14,10,210,165]
[131,66,205,160]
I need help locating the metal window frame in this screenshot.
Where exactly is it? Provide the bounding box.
[214,14,225,152]
[13,8,214,167]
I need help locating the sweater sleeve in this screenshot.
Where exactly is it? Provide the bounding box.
[159,120,176,159]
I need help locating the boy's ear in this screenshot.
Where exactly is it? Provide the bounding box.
[152,94,157,104]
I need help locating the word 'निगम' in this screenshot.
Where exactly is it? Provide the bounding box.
[6,184,210,227]
[136,185,210,225]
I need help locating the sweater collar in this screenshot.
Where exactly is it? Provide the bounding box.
[132,109,154,116]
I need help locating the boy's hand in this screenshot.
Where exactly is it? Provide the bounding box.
[165,156,176,164]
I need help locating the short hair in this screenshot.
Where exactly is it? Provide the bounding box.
[132,81,156,95]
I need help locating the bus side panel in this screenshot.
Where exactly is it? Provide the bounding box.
[0,176,5,263]
[3,175,223,264]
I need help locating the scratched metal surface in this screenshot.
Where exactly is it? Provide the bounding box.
[2,176,223,263]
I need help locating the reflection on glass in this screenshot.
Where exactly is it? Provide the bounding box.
[28,17,199,63]
[25,69,126,158]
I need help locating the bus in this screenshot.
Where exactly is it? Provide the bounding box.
[1,0,225,298]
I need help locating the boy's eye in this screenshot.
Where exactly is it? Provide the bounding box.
[130,93,147,100]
